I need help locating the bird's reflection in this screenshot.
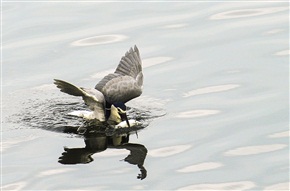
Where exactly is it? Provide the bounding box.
[59,123,147,180]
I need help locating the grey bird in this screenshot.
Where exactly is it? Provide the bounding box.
[54,45,143,128]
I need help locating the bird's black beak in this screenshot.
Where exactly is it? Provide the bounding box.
[120,113,130,128]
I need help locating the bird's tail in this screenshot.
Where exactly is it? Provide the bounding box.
[54,79,84,97]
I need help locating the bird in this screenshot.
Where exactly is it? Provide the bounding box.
[54,45,143,128]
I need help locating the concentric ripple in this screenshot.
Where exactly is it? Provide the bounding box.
[210,6,288,20]
[71,34,128,46]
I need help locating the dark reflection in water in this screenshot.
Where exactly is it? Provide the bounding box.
[15,98,164,180]
[59,123,148,180]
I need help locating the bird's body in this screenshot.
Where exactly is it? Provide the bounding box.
[54,46,143,128]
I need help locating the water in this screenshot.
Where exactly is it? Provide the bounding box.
[2,2,289,190]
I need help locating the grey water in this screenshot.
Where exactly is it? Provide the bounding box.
[2,1,289,191]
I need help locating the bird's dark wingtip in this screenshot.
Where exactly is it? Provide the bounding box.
[53,79,61,84]
[53,79,62,86]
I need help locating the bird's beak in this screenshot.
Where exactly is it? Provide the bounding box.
[120,113,130,128]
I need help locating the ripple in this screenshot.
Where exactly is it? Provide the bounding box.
[275,49,290,56]
[31,84,57,91]
[1,135,38,152]
[71,34,128,46]
[177,162,223,173]
[149,144,191,157]
[129,95,171,108]
[224,144,287,156]
[110,167,132,174]
[162,23,189,29]
[210,7,288,20]
[226,70,241,74]
[37,168,76,177]
[2,4,18,12]
[132,185,146,190]
[183,84,240,97]
[264,29,284,35]
[1,181,27,191]
[268,131,289,138]
[264,182,289,190]
[88,57,173,80]
[176,110,220,118]
[178,181,256,191]
[89,69,114,79]
[143,57,173,68]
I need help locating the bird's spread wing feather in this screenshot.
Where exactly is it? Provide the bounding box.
[54,79,105,121]
[94,73,121,93]
[101,76,142,103]
[115,45,142,78]
[95,45,143,104]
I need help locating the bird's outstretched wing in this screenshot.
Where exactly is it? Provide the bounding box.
[54,79,105,121]
[58,147,94,164]
[95,45,143,104]
[115,45,142,78]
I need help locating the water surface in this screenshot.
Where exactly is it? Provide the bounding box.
[2,2,289,190]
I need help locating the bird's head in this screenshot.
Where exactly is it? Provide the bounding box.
[111,102,130,128]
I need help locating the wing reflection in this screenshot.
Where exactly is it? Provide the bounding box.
[58,124,148,180]
[116,143,147,180]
